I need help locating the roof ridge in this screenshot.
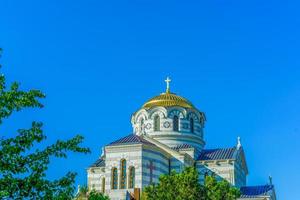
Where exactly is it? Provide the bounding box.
[203,146,237,151]
[241,184,274,188]
[240,184,274,197]
[90,156,105,168]
[198,147,237,161]
[171,144,194,151]
[108,134,155,146]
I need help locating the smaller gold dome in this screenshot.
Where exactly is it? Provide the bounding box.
[142,92,195,109]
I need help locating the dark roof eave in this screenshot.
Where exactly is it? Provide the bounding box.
[198,158,235,162]
[106,143,146,147]
[88,166,105,169]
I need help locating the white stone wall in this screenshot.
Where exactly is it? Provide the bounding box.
[87,167,105,192]
[90,144,172,200]
[152,134,204,159]
[177,148,196,160]
[197,160,235,184]
[86,145,143,200]
[105,145,143,192]
[141,145,170,187]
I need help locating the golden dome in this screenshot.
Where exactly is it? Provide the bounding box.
[142,92,195,109]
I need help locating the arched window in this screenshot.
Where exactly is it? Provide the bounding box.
[101,177,105,193]
[173,115,179,131]
[120,159,127,189]
[140,118,144,132]
[129,167,135,188]
[154,115,160,131]
[190,118,194,133]
[111,168,118,189]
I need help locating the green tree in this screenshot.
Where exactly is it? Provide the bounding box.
[75,185,89,200]
[142,167,205,200]
[88,190,110,200]
[0,50,91,199]
[75,186,110,200]
[204,176,240,200]
[142,167,241,200]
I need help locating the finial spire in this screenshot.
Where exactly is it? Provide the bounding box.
[165,76,171,93]
[101,146,105,157]
[269,175,273,185]
[237,136,242,149]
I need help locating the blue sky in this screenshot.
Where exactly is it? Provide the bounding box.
[1,0,299,199]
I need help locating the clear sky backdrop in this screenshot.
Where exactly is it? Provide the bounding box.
[1,0,299,199]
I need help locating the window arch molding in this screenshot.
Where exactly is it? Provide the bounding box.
[187,112,200,122]
[168,107,186,119]
[148,107,167,119]
[132,109,149,123]
[136,112,148,123]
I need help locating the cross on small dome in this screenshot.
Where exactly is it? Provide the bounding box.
[165,76,171,93]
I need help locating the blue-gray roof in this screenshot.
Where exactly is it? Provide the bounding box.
[171,144,194,151]
[240,185,274,198]
[90,157,105,167]
[198,147,236,160]
[108,134,155,146]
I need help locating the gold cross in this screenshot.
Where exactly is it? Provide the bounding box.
[165,77,171,93]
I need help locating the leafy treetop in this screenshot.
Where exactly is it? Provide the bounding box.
[142,167,241,200]
[0,49,91,200]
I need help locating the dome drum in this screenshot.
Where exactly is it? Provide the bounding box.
[132,107,204,136]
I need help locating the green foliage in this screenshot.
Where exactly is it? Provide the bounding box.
[142,167,241,200]
[0,51,91,199]
[74,185,88,200]
[143,167,205,200]
[88,190,110,200]
[204,176,241,200]
[75,187,110,200]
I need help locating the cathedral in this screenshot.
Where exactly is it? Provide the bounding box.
[87,78,277,200]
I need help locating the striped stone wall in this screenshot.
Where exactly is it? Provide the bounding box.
[141,146,170,187]
[197,160,235,184]
[87,167,105,192]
